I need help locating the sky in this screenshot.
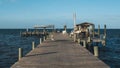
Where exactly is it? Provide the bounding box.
[0,0,120,29]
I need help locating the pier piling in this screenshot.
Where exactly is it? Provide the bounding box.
[98,25,100,37]
[40,38,42,44]
[94,45,99,57]
[32,41,35,50]
[83,40,86,48]
[18,48,22,61]
[103,24,106,46]
[104,24,106,36]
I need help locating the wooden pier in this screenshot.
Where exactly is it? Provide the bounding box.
[11,33,109,68]
[21,31,49,37]
[20,25,54,37]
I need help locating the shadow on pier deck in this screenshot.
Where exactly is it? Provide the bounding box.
[11,33,109,68]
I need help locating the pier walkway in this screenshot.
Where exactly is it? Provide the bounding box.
[11,33,109,68]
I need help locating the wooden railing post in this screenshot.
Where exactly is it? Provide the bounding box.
[32,41,35,50]
[18,48,22,61]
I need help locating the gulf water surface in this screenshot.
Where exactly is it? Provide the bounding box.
[0,29,120,68]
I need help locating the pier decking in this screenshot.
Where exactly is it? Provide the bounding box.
[11,33,109,68]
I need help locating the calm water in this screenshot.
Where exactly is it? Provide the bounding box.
[0,29,120,68]
[99,29,120,68]
[0,29,40,68]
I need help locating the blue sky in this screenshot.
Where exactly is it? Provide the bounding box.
[0,0,120,29]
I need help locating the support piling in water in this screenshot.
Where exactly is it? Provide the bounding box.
[104,24,106,36]
[103,24,106,46]
[18,48,22,61]
[98,25,100,37]
[94,46,99,57]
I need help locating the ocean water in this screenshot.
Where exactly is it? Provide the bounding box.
[0,29,40,68]
[99,29,120,68]
[0,29,120,68]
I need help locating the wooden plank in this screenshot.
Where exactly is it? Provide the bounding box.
[11,33,109,68]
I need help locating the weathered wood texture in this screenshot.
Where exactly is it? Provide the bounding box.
[11,33,109,68]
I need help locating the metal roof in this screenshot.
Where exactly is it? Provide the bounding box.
[34,25,54,28]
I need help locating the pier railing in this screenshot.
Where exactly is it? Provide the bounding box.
[18,33,51,61]
[11,31,109,68]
